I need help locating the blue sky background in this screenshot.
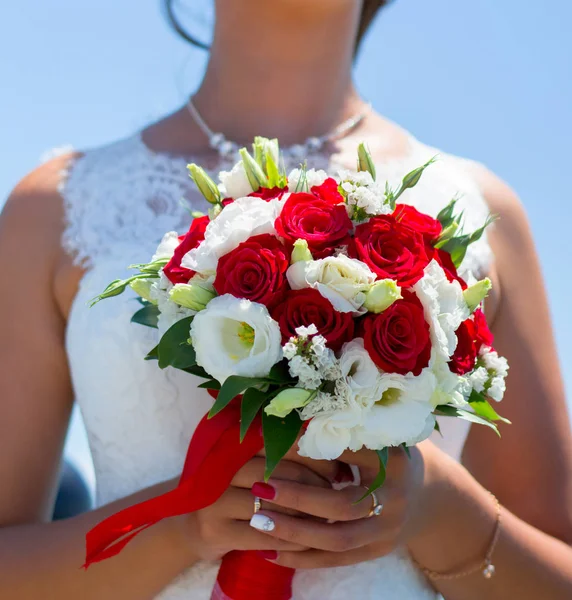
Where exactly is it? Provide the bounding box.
[1,0,571,487]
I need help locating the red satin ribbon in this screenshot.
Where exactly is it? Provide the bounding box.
[216,551,294,600]
[84,399,263,567]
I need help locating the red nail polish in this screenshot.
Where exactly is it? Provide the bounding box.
[256,550,278,560]
[333,463,354,484]
[252,481,276,500]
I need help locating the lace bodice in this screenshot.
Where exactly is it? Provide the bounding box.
[61,132,492,599]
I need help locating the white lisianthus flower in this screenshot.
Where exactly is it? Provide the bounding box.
[182,197,284,273]
[287,254,376,314]
[219,160,255,199]
[339,339,384,409]
[354,368,437,449]
[413,260,470,360]
[287,168,328,192]
[468,366,489,394]
[298,403,364,460]
[190,294,282,384]
[152,231,180,261]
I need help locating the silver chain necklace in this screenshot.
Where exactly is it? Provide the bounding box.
[186,97,370,160]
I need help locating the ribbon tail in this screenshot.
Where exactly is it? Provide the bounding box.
[84,401,263,568]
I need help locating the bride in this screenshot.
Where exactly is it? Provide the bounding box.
[1,0,571,598]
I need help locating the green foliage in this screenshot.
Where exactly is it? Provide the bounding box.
[131,303,159,329]
[240,388,269,442]
[157,316,196,370]
[356,448,389,502]
[145,345,159,361]
[89,273,158,307]
[262,410,304,480]
[208,376,270,419]
[387,156,437,209]
[436,405,500,436]
[468,391,511,424]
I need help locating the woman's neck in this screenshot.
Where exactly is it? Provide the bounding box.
[192,0,366,145]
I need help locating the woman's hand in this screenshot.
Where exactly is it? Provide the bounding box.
[182,455,338,562]
[247,444,431,568]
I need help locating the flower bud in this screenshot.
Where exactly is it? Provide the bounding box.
[357,142,376,181]
[291,239,313,264]
[435,221,459,248]
[463,278,492,312]
[264,388,314,418]
[187,164,222,205]
[363,279,402,313]
[239,148,269,191]
[169,283,216,311]
[208,203,223,220]
[129,278,156,304]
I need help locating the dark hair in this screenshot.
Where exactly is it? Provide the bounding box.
[164,0,390,52]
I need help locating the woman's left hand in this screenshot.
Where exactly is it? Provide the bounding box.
[249,443,433,569]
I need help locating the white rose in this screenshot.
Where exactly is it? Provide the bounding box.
[152,231,180,261]
[413,260,470,360]
[287,254,376,314]
[190,294,282,383]
[182,197,283,273]
[339,339,383,408]
[354,369,436,449]
[219,160,255,199]
[287,168,328,192]
[297,403,364,460]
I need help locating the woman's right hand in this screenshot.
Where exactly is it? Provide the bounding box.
[183,456,337,561]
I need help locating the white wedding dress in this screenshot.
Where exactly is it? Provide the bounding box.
[58,131,492,599]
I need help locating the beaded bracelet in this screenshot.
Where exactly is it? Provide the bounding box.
[412,492,502,581]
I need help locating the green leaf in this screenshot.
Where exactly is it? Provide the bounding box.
[436,198,458,229]
[198,379,221,390]
[401,444,412,459]
[356,448,389,503]
[208,376,269,419]
[157,316,196,370]
[433,419,443,436]
[262,410,304,480]
[240,388,269,442]
[267,361,294,384]
[131,303,159,329]
[183,364,211,379]
[145,344,159,361]
[436,405,500,437]
[89,273,157,307]
[468,391,511,424]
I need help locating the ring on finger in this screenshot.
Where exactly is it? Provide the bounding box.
[253,496,262,515]
[361,486,384,518]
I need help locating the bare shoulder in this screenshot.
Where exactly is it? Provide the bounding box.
[1,152,80,239]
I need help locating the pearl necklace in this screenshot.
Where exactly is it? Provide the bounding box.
[186,97,369,160]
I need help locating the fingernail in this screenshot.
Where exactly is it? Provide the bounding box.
[250,514,275,532]
[252,482,276,500]
[256,550,278,560]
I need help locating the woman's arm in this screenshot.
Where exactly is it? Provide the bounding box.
[0,159,197,599]
[245,167,572,599]
[0,160,320,599]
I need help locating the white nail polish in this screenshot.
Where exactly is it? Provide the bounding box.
[250,514,275,532]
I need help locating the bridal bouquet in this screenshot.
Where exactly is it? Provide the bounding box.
[84,138,509,599]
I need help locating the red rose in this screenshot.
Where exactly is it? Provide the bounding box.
[163,215,209,285]
[362,292,431,376]
[449,319,479,375]
[275,191,352,259]
[434,249,468,289]
[393,204,443,243]
[311,177,344,204]
[271,288,355,351]
[213,234,289,309]
[248,186,287,201]
[352,215,430,287]
[473,308,494,349]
